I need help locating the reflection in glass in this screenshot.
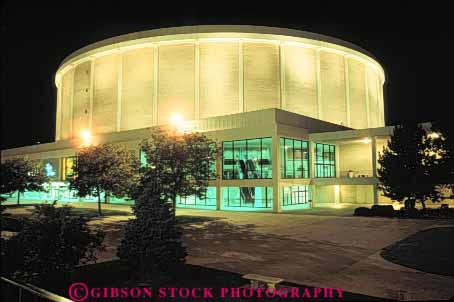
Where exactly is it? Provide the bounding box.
[281,185,311,206]
[222,137,272,179]
[177,187,216,207]
[222,186,273,208]
[315,143,336,178]
[280,138,309,179]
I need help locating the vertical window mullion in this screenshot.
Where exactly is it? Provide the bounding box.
[285,138,288,178]
[232,141,235,179]
[292,139,295,178]
[260,138,263,179]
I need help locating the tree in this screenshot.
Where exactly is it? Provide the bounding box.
[430,119,454,199]
[136,127,217,216]
[117,186,186,277]
[70,144,140,215]
[1,204,104,286]
[378,123,440,209]
[0,158,49,204]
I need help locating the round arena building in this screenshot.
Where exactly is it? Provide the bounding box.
[55,25,385,141]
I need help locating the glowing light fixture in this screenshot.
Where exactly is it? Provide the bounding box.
[80,129,92,146]
[427,132,440,139]
[170,113,184,127]
[361,137,372,144]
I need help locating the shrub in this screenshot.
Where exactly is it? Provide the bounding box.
[371,205,395,217]
[1,216,24,232]
[354,207,372,217]
[117,187,187,278]
[1,204,105,286]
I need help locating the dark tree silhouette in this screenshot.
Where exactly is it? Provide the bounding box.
[378,123,440,209]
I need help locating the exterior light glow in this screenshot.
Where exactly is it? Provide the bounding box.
[80,129,92,147]
[361,137,372,144]
[428,132,440,139]
[170,113,184,127]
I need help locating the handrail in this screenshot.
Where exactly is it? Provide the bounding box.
[1,276,73,302]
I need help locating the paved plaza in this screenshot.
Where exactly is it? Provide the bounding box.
[4,202,454,300]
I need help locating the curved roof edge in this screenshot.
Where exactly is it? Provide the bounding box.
[57,25,385,82]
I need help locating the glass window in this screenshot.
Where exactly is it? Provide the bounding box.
[260,138,272,179]
[42,158,60,180]
[222,137,272,180]
[234,140,247,179]
[177,187,217,207]
[63,157,75,181]
[222,186,272,208]
[315,143,336,178]
[246,138,261,179]
[280,138,310,179]
[223,141,234,179]
[281,186,311,206]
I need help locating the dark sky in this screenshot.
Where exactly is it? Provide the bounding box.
[2,1,453,149]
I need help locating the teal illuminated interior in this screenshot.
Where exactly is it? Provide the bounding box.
[222,137,272,180]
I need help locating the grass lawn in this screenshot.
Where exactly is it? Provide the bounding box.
[381,227,454,276]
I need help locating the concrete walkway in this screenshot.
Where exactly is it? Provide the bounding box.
[4,203,454,300]
[176,209,454,301]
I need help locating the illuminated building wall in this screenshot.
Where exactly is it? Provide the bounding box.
[55,26,385,140]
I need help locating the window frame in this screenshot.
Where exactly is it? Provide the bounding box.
[280,137,310,179]
[222,137,272,180]
[314,143,336,178]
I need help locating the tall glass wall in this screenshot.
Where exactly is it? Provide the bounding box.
[222,187,272,209]
[280,138,309,179]
[222,138,272,179]
[176,187,216,208]
[281,185,311,209]
[315,143,336,178]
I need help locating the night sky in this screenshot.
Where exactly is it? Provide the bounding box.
[2,1,453,149]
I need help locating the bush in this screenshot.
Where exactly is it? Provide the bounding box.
[354,205,394,217]
[371,205,395,217]
[354,207,372,217]
[117,187,187,278]
[1,204,105,286]
[1,216,24,232]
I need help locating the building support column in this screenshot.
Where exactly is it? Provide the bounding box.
[194,40,200,120]
[334,185,340,204]
[272,127,281,213]
[311,184,317,208]
[69,65,75,137]
[316,48,322,120]
[344,55,351,127]
[152,44,159,126]
[238,39,244,113]
[55,79,62,140]
[372,136,379,205]
[89,60,95,131]
[365,65,370,128]
[279,42,286,110]
[216,142,222,211]
[309,141,316,208]
[116,51,123,132]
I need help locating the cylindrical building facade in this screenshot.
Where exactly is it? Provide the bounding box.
[55,25,385,140]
